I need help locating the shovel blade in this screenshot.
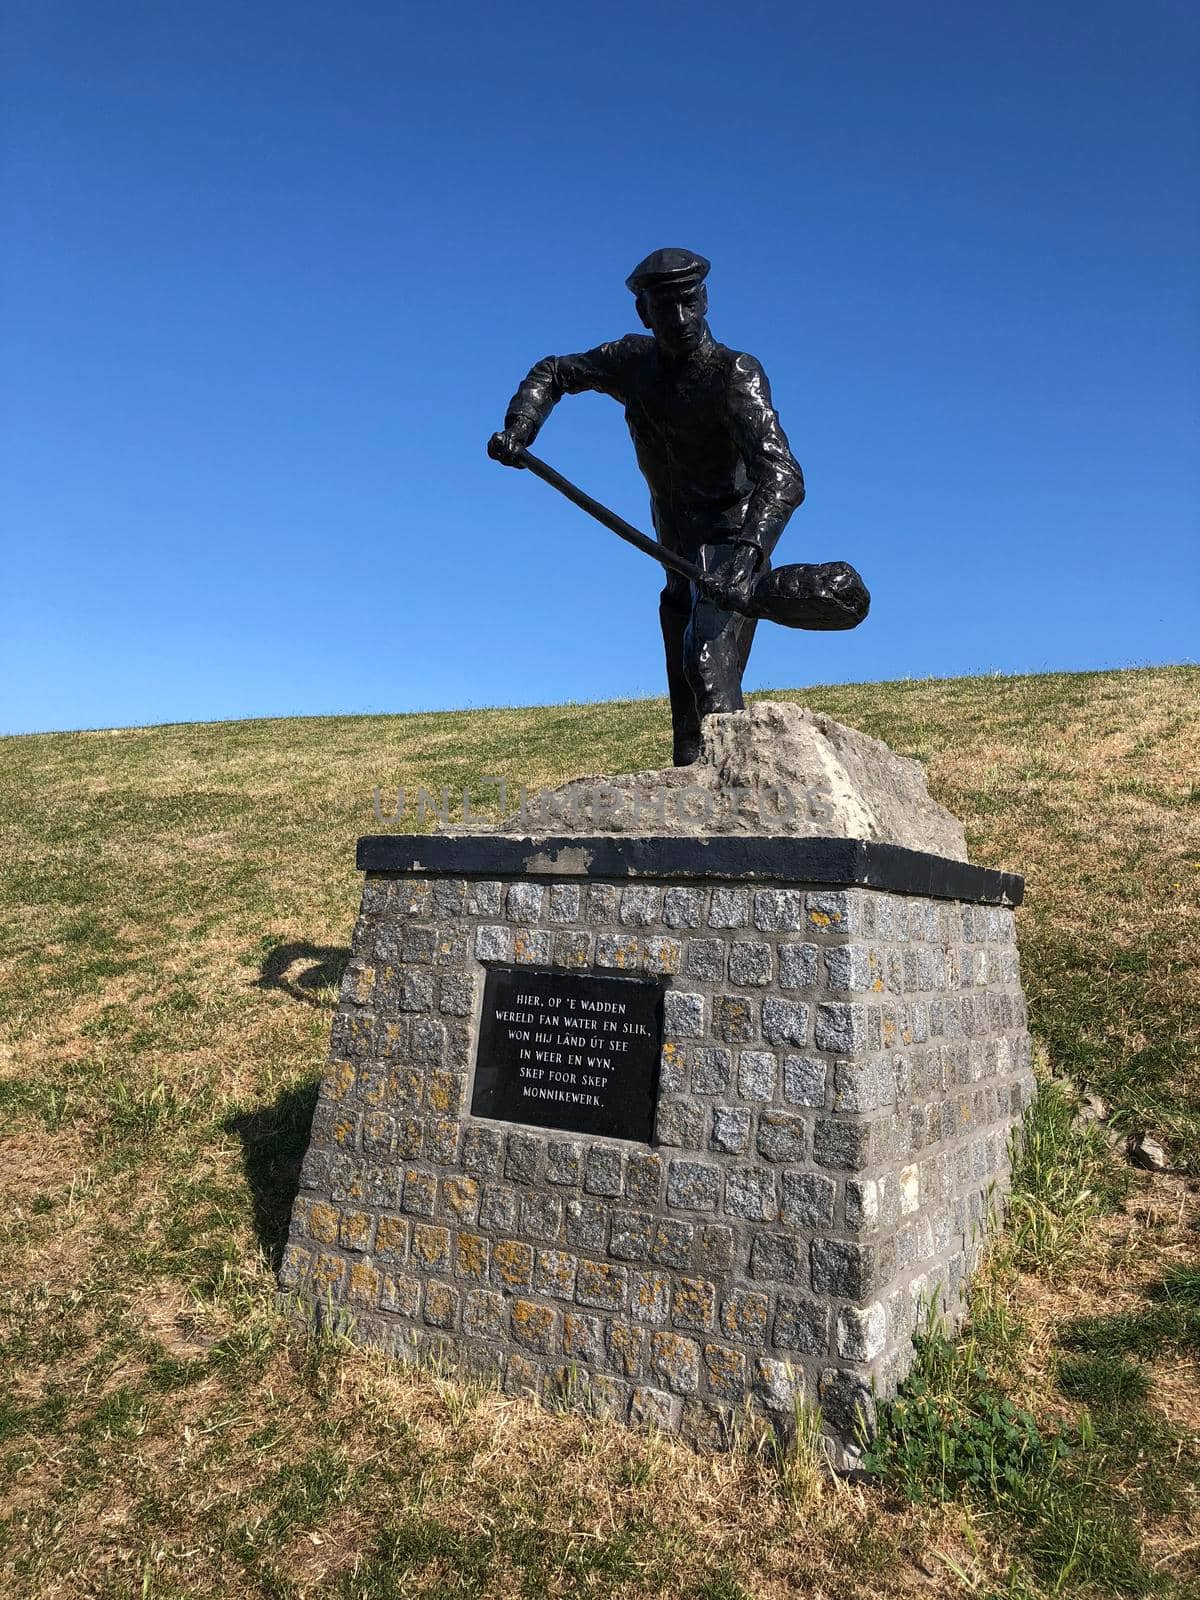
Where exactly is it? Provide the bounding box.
[748,560,871,631]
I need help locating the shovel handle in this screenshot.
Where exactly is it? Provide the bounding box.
[515,447,710,590]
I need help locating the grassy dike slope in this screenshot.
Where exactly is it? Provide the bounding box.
[0,665,1196,1599]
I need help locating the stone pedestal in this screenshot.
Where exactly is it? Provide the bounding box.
[281,831,1032,1464]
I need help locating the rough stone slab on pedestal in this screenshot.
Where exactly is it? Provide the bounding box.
[282,833,1032,1466]
[464,701,969,862]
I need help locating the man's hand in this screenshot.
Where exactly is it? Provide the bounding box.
[702,543,761,613]
[487,425,532,467]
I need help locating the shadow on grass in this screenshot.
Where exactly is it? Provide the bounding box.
[1059,1263,1200,1360]
[225,1078,320,1270]
[256,941,350,1007]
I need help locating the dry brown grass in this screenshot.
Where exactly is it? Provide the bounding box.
[0,666,1195,1597]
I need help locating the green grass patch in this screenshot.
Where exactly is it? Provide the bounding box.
[1000,1079,1128,1272]
[0,666,1197,1598]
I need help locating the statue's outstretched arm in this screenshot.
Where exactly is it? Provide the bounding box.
[489,341,632,466]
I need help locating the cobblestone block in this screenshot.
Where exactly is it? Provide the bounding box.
[708,887,748,928]
[749,1233,807,1285]
[836,1302,888,1361]
[519,1190,563,1241]
[806,890,862,934]
[778,942,819,989]
[576,1260,628,1311]
[719,1287,769,1345]
[400,925,436,963]
[664,991,705,1037]
[713,995,755,1042]
[630,1272,671,1325]
[506,882,543,922]
[374,1215,409,1264]
[563,1312,602,1361]
[438,972,476,1016]
[629,1385,676,1429]
[685,939,726,982]
[724,1167,779,1221]
[729,941,773,986]
[753,889,805,931]
[703,1343,747,1398]
[474,925,513,962]
[432,879,466,917]
[737,1050,777,1102]
[663,886,705,928]
[812,1004,870,1056]
[753,1356,797,1408]
[553,930,592,967]
[762,997,810,1047]
[650,1218,694,1269]
[402,1168,437,1218]
[620,886,661,927]
[691,1046,733,1095]
[710,1106,751,1153]
[380,1272,421,1317]
[455,1232,490,1281]
[811,1238,876,1298]
[513,928,554,964]
[565,1198,607,1251]
[650,1332,701,1394]
[643,936,682,975]
[464,1288,505,1339]
[410,1224,450,1271]
[584,1144,625,1196]
[339,1208,373,1251]
[596,933,641,970]
[780,1170,835,1228]
[511,1299,558,1352]
[844,1178,879,1232]
[813,1117,872,1171]
[697,1224,734,1273]
[478,1184,518,1232]
[503,1353,543,1398]
[783,1054,827,1108]
[548,883,581,922]
[440,1174,481,1224]
[818,1367,875,1439]
[545,1139,582,1186]
[491,1238,534,1290]
[587,884,620,922]
[772,1292,828,1354]
[756,1112,807,1163]
[671,1277,716,1331]
[610,1209,654,1261]
[505,1131,542,1185]
[622,1152,662,1206]
[655,1100,705,1149]
[834,1060,880,1113]
[667,1160,721,1212]
[424,1282,460,1329]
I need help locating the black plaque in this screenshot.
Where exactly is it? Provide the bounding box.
[471,965,663,1142]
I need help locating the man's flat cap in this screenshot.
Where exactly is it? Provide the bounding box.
[625,247,710,295]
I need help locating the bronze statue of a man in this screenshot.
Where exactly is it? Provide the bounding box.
[489,248,806,767]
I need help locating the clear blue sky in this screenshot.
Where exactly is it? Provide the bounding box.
[2,0,1197,735]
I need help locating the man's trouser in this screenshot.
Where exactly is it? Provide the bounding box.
[659,537,760,766]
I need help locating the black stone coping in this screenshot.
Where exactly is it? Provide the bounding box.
[356,834,1024,907]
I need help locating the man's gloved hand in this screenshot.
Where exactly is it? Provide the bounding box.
[702,543,761,614]
[487,422,533,467]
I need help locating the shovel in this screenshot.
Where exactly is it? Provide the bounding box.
[512,447,870,631]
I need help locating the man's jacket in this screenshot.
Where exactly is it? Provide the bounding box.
[504,334,805,566]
